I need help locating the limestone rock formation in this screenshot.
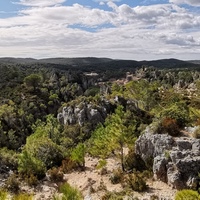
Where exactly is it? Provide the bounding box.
[57,99,114,127]
[135,131,200,190]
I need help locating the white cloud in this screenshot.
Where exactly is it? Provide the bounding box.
[99,2,105,6]
[169,0,200,7]
[14,0,66,7]
[0,1,199,60]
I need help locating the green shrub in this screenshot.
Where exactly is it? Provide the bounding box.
[18,150,46,179]
[12,193,33,200]
[123,173,147,192]
[124,150,146,172]
[5,174,20,193]
[0,147,18,170]
[175,189,200,200]
[0,189,8,200]
[96,159,107,170]
[71,143,86,170]
[109,168,123,184]
[53,183,83,200]
[24,174,38,187]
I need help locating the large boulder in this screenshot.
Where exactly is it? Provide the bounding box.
[135,131,200,190]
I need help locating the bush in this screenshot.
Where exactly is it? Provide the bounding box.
[24,174,38,187]
[5,174,20,193]
[160,102,189,128]
[28,138,64,169]
[109,168,123,184]
[53,183,83,200]
[18,150,46,179]
[161,117,180,136]
[12,193,33,200]
[0,148,18,171]
[96,159,107,170]
[71,143,86,170]
[175,189,200,200]
[124,150,146,172]
[123,173,147,192]
[47,167,64,182]
[0,190,8,200]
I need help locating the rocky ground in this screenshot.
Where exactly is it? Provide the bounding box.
[20,156,177,200]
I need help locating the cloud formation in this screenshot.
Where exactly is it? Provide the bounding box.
[169,0,200,7]
[15,0,66,7]
[0,0,199,60]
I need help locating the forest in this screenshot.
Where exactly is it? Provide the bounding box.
[1,58,200,199]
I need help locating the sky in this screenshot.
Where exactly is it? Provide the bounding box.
[0,0,200,60]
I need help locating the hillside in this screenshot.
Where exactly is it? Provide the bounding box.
[0,57,199,71]
[1,58,200,199]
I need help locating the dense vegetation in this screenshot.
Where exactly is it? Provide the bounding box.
[1,58,200,199]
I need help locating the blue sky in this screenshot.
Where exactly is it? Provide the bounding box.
[0,0,200,60]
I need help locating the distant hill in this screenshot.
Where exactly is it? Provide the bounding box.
[0,57,199,71]
[188,60,200,65]
[0,57,37,64]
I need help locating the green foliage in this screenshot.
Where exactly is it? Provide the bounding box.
[0,189,8,200]
[12,193,33,200]
[5,173,20,193]
[49,93,59,101]
[26,137,64,168]
[24,173,38,187]
[89,105,136,171]
[175,189,200,200]
[18,115,65,178]
[0,147,18,170]
[84,86,100,97]
[124,80,160,111]
[110,168,123,184]
[124,150,146,172]
[0,101,23,149]
[71,143,86,169]
[24,74,42,91]
[96,159,107,170]
[123,173,148,192]
[159,102,189,127]
[18,149,46,179]
[53,183,83,200]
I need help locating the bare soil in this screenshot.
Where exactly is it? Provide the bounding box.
[27,156,177,200]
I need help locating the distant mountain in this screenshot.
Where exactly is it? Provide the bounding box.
[188,60,200,65]
[39,57,112,66]
[0,57,37,64]
[0,57,199,71]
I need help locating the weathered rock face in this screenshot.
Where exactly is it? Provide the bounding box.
[135,132,200,190]
[57,99,115,127]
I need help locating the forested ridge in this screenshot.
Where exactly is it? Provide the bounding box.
[1,58,200,199]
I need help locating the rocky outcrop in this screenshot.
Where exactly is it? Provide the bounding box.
[135,132,200,190]
[57,99,115,127]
